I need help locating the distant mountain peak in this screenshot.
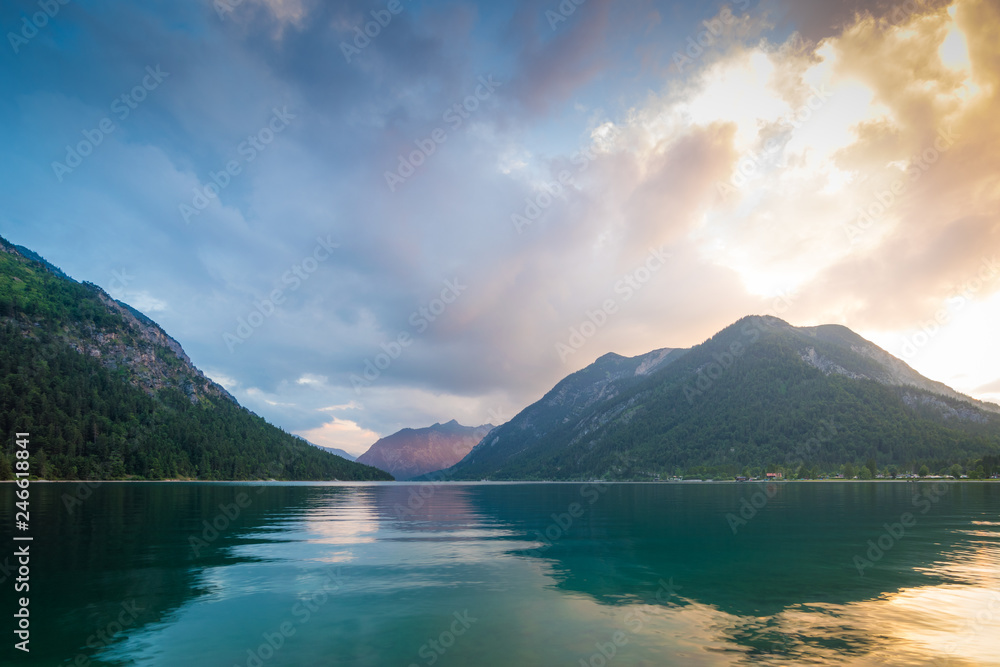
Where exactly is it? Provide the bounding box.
[356,421,495,480]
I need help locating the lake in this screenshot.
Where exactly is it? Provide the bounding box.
[2,481,998,665]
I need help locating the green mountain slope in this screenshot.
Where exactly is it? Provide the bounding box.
[444,316,1000,480]
[0,236,391,481]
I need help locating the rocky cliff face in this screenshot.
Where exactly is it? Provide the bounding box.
[1,237,233,405]
[91,291,236,403]
[356,420,495,480]
[464,347,685,464]
[441,316,1000,480]
[0,235,392,481]
[794,323,1000,414]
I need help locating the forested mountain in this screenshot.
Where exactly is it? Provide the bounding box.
[440,316,1000,480]
[0,235,391,481]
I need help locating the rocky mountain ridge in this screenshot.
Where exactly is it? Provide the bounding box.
[0,234,389,481]
[441,316,1000,480]
[357,420,494,480]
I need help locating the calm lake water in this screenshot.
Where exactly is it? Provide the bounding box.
[2,481,999,665]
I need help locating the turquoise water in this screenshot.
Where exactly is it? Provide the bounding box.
[2,481,999,665]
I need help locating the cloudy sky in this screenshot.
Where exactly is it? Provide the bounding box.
[3,0,999,455]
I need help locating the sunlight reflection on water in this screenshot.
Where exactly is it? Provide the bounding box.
[10,481,999,666]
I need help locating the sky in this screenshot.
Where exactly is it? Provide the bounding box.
[2,0,999,456]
